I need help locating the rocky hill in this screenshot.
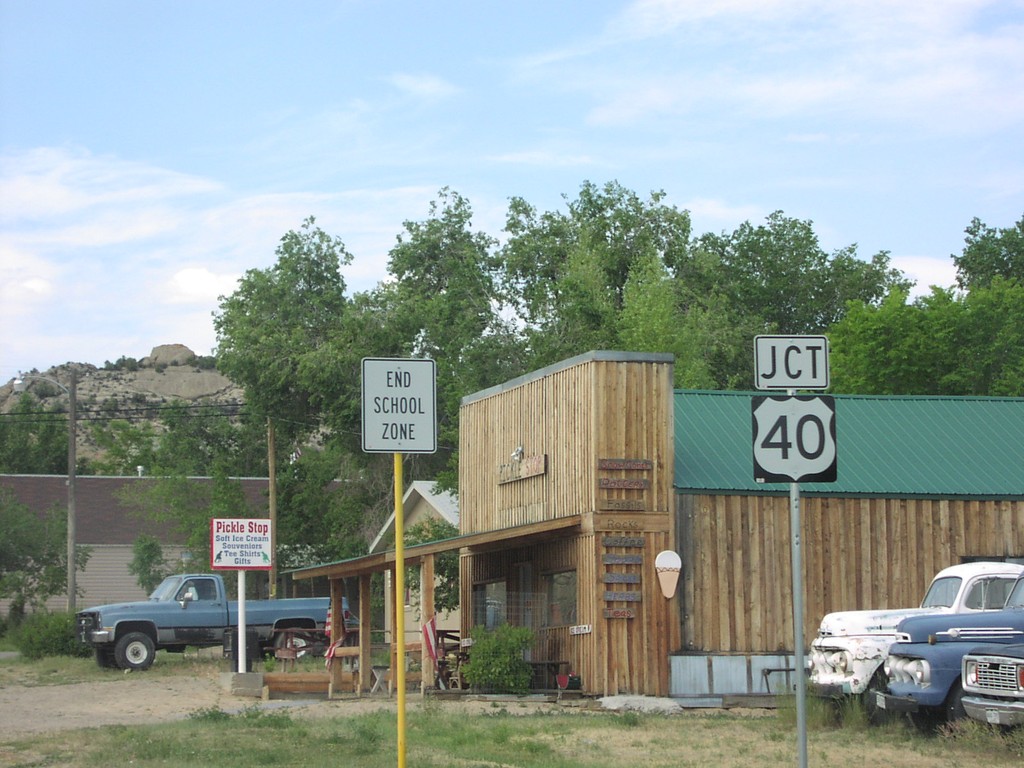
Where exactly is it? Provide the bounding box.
[1,344,245,465]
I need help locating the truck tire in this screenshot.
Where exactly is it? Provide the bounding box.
[94,646,117,668]
[944,683,966,722]
[114,632,156,671]
[863,669,893,725]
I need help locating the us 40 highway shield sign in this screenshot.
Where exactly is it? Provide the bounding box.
[752,395,837,483]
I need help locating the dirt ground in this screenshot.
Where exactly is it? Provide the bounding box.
[0,661,601,739]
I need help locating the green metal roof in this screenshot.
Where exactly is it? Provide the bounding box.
[674,391,1024,498]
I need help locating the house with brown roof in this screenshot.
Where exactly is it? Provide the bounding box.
[0,474,271,614]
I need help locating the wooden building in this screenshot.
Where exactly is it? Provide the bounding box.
[295,352,1024,701]
[672,390,1024,701]
[294,351,679,697]
[458,351,678,696]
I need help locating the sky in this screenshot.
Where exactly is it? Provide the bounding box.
[2,1,1022,378]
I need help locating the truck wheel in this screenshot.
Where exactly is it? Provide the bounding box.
[114,632,155,671]
[944,684,966,722]
[94,646,117,668]
[863,670,893,725]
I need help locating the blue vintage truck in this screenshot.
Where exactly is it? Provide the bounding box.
[76,573,332,671]
[876,574,1024,726]
[961,642,1024,726]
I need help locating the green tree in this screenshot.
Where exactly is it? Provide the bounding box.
[127,534,168,593]
[0,488,75,614]
[953,214,1024,290]
[830,280,1024,396]
[385,188,526,489]
[117,472,254,570]
[89,419,159,475]
[696,211,910,335]
[153,402,266,477]
[404,516,460,616]
[500,181,692,369]
[214,216,353,448]
[0,394,68,474]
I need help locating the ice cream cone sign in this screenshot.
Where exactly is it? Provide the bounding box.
[655,550,682,599]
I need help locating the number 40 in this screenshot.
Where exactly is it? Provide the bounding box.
[760,414,827,460]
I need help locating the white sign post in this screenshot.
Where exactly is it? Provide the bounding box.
[361,358,436,768]
[210,518,273,674]
[754,335,829,390]
[753,336,835,768]
[752,395,836,483]
[361,358,437,454]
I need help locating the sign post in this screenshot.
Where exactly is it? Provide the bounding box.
[753,335,835,768]
[362,358,436,768]
[211,518,273,674]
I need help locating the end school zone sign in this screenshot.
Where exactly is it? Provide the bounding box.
[361,358,437,454]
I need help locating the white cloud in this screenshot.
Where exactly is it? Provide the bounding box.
[0,147,448,372]
[892,254,959,297]
[489,150,594,167]
[168,268,241,305]
[386,72,460,100]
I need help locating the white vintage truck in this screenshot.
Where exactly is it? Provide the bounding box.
[808,561,1024,713]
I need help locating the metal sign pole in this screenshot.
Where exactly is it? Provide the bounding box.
[394,452,406,768]
[237,570,247,674]
[790,478,808,768]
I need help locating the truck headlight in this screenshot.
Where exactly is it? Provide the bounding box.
[907,659,929,685]
[964,660,977,686]
[829,651,851,673]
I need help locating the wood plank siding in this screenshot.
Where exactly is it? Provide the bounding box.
[459,352,679,696]
[679,493,1024,654]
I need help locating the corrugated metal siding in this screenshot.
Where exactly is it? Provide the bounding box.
[675,391,1024,497]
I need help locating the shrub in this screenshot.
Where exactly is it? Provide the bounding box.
[462,624,533,694]
[13,611,91,659]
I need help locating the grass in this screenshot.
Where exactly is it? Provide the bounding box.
[5,703,1022,768]
[1,653,1023,767]
[0,645,226,686]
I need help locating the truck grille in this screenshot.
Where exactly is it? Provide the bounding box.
[76,612,98,642]
[973,661,1020,693]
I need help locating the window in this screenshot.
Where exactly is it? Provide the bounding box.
[473,581,507,630]
[543,570,577,627]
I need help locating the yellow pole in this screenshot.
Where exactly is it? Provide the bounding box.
[394,452,406,768]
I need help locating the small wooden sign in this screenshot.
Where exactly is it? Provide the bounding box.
[497,453,547,484]
[597,458,653,471]
[602,572,641,584]
[598,478,650,489]
[602,553,643,565]
[604,590,643,602]
[601,536,645,548]
[569,624,592,636]
[603,608,636,619]
[598,499,647,512]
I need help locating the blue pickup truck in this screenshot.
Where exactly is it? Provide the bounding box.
[76,573,332,671]
[876,574,1024,727]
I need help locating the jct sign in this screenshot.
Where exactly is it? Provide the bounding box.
[752,395,837,483]
[210,518,273,571]
[754,335,829,390]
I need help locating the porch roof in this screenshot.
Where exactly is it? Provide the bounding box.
[288,514,581,581]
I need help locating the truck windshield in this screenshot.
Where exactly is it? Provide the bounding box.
[1005,579,1024,610]
[150,577,182,601]
[921,576,961,608]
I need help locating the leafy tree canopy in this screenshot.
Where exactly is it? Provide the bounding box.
[953,214,1024,290]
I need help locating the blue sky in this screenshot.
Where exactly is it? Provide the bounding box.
[2,1,1022,376]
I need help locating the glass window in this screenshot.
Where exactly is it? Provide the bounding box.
[472,581,507,630]
[921,576,961,608]
[543,570,577,627]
